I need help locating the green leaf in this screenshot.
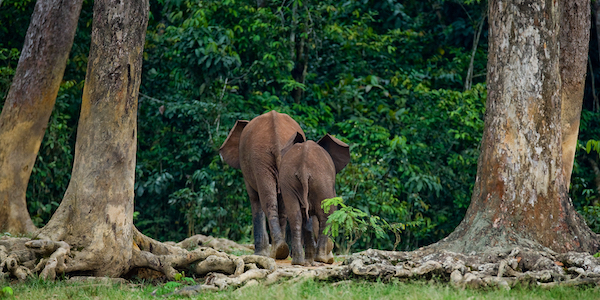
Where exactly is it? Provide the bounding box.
[164,281,182,289]
[1,287,13,296]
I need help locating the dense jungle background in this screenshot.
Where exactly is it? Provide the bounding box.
[0,0,598,253]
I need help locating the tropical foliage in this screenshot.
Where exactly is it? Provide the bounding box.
[0,0,598,252]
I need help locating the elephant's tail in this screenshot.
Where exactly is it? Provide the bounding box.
[300,173,310,220]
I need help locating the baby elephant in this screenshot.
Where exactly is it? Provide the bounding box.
[279,132,350,265]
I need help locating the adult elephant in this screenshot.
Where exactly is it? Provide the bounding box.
[220,111,305,259]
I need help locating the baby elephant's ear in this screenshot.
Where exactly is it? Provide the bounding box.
[281,132,305,157]
[317,134,350,173]
[219,120,249,169]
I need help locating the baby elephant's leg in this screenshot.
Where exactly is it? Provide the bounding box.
[315,213,334,264]
[303,215,317,265]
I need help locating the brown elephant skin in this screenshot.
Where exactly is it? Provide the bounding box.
[279,132,350,265]
[220,110,305,259]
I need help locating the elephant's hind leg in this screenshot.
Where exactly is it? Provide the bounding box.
[303,216,317,265]
[246,182,269,257]
[277,193,288,241]
[285,196,306,265]
[315,213,334,264]
[257,181,288,259]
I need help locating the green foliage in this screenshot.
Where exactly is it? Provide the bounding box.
[0,286,13,298]
[585,140,600,157]
[571,109,600,233]
[0,0,598,261]
[2,0,493,251]
[0,47,19,102]
[581,205,600,234]
[121,0,489,247]
[0,0,35,51]
[161,281,182,292]
[322,197,408,254]
[173,271,195,284]
[154,271,196,296]
[328,82,486,250]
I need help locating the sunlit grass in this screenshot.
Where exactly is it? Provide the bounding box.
[4,277,600,300]
[223,280,600,300]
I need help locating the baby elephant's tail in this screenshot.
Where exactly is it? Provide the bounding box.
[299,172,310,221]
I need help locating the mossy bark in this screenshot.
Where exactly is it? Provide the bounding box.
[0,0,83,234]
[436,0,599,254]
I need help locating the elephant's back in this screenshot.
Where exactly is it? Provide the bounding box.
[240,110,304,156]
[280,141,336,182]
[305,141,336,180]
[280,141,336,210]
[239,111,305,188]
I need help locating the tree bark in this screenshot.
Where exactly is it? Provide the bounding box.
[36,0,149,277]
[436,0,599,254]
[0,0,83,234]
[594,1,600,112]
[3,0,277,281]
[559,0,589,188]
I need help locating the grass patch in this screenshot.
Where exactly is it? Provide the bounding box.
[3,278,600,299]
[4,279,155,299]
[230,280,600,300]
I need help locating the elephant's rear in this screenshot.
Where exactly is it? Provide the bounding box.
[280,141,337,265]
[280,142,336,213]
[239,111,304,188]
[219,110,305,259]
[304,142,337,206]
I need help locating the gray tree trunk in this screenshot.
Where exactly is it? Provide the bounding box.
[0,0,83,234]
[37,0,149,277]
[436,0,599,254]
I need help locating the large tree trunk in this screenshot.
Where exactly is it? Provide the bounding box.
[36,0,149,277]
[2,0,280,281]
[0,0,83,234]
[560,0,589,188]
[436,0,599,254]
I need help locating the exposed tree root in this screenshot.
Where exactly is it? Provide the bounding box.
[26,240,70,280]
[165,234,253,253]
[168,246,600,296]
[0,245,31,281]
[3,231,600,296]
[129,228,273,280]
[335,248,600,289]
[66,276,128,284]
[0,230,274,283]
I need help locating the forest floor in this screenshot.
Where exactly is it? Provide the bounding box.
[151,235,600,296]
[3,234,600,298]
[5,273,600,300]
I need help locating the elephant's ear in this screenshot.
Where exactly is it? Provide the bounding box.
[281,132,305,157]
[317,134,350,173]
[219,120,249,169]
